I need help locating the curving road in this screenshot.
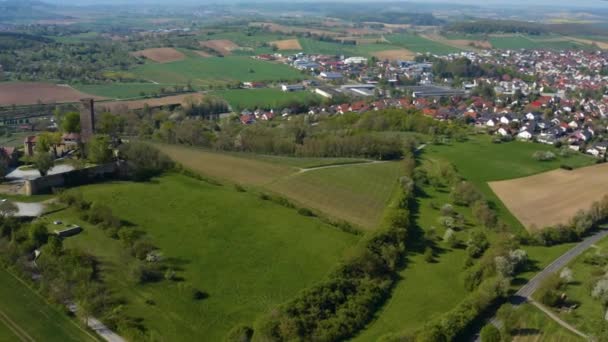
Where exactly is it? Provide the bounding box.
[515,229,608,300]
[474,228,608,341]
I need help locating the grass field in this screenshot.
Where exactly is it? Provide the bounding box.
[133,56,303,85]
[511,303,583,341]
[488,35,592,50]
[48,174,358,341]
[298,38,399,57]
[353,137,595,340]
[212,88,321,110]
[555,233,608,336]
[73,83,173,99]
[422,136,594,230]
[0,268,98,342]
[267,161,403,228]
[386,33,462,55]
[154,144,402,229]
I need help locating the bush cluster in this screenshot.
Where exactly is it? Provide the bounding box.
[530,195,608,246]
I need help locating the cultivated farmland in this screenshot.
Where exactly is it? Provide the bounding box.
[212,88,321,110]
[73,82,173,99]
[270,39,302,50]
[131,48,185,63]
[132,56,303,85]
[0,82,103,106]
[372,49,416,61]
[96,93,204,111]
[0,269,97,342]
[52,174,358,341]
[423,136,594,230]
[385,33,461,55]
[154,144,402,229]
[199,39,240,55]
[490,163,608,230]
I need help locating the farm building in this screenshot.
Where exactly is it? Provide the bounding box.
[55,225,83,238]
[281,84,305,92]
[319,72,344,81]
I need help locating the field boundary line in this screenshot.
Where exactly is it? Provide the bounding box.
[0,308,35,342]
[1,268,100,341]
[297,160,389,173]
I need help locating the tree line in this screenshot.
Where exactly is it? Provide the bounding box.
[252,150,417,341]
[444,20,547,35]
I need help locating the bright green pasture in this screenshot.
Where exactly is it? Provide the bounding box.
[385,33,461,55]
[0,268,98,342]
[133,56,304,85]
[423,135,594,230]
[51,174,358,341]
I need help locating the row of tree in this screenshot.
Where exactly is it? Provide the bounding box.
[253,152,417,341]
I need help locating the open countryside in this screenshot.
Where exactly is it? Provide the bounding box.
[0,0,608,341]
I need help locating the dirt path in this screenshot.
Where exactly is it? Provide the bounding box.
[67,303,126,342]
[528,300,587,339]
[474,229,608,341]
[297,160,389,174]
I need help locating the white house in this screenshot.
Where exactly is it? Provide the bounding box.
[497,127,510,136]
[281,84,305,92]
[344,57,367,65]
[586,147,601,157]
[517,130,533,140]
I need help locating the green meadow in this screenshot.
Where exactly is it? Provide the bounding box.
[386,33,462,55]
[0,268,98,342]
[155,143,403,229]
[212,88,321,110]
[48,174,358,341]
[133,56,304,85]
[422,135,594,230]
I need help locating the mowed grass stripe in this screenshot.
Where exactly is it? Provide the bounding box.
[154,143,295,186]
[0,269,97,342]
[156,143,404,229]
[268,162,403,229]
[0,309,34,342]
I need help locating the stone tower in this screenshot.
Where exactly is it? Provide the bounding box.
[80,98,95,142]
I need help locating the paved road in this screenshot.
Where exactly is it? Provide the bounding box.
[67,303,126,342]
[473,229,608,341]
[515,229,608,300]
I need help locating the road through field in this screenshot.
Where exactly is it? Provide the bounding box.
[474,229,608,341]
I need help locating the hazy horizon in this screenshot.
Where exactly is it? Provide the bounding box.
[36,0,608,8]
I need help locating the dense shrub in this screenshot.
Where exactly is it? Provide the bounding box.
[532,151,556,161]
[531,195,608,245]
[225,325,253,342]
[119,142,173,181]
[451,181,483,206]
[480,324,501,342]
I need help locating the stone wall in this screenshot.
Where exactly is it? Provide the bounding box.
[24,162,122,196]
